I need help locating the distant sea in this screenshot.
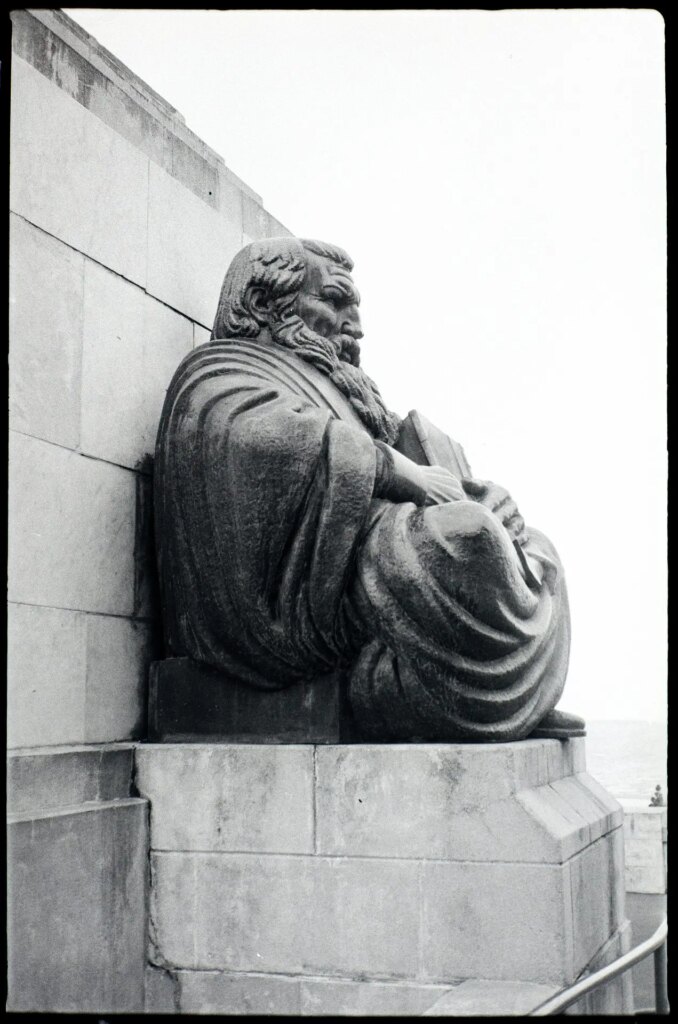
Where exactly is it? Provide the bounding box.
[584,720,668,802]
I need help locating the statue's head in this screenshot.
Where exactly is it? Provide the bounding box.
[210,237,400,444]
[211,237,362,367]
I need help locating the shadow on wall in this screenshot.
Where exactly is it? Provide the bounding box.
[135,453,163,738]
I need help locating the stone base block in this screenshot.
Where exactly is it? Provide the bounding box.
[7,745,148,1013]
[136,738,633,1014]
[149,658,355,743]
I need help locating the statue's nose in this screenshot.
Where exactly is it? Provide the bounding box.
[342,306,363,340]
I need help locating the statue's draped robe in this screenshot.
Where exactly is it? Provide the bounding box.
[155,337,570,741]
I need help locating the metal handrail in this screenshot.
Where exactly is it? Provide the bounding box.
[529,918,668,1015]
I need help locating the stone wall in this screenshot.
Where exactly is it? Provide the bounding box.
[7,10,291,1013]
[8,9,291,750]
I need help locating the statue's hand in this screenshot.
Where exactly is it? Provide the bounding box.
[462,478,528,546]
[420,465,466,506]
[380,444,465,506]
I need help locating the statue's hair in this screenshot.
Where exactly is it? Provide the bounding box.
[211,237,307,340]
[210,236,400,444]
[299,238,353,272]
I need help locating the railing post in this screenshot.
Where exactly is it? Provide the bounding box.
[654,939,669,1014]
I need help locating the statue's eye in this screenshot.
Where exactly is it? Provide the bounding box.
[322,289,345,307]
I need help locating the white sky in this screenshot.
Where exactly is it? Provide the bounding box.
[64,9,667,723]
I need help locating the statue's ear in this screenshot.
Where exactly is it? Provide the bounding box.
[245,285,272,326]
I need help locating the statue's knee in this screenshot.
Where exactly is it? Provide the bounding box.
[450,500,501,537]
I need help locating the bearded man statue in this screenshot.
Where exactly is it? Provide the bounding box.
[153,236,583,742]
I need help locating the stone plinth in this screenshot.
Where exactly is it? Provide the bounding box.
[148,658,354,743]
[136,738,633,1015]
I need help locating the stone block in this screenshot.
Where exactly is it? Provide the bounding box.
[7,603,87,748]
[170,132,220,209]
[148,658,351,743]
[84,616,154,742]
[80,265,193,468]
[147,161,241,327]
[8,432,136,615]
[10,56,148,286]
[316,741,609,863]
[136,744,314,853]
[151,852,421,978]
[567,828,624,976]
[421,860,573,985]
[215,165,246,223]
[267,213,293,238]
[300,978,452,1016]
[242,193,273,241]
[7,744,135,815]
[7,798,148,1013]
[178,971,302,1015]
[424,979,560,1016]
[145,966,179,1014]
[9,214,84,448]
[623,805,667,892]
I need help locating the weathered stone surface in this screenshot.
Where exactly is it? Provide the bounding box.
[145,965,179,1014]
[300,977,453,1016]
[7,601,151,749]
[147,161,241,327]
[10,56,149,286]
[7,744,135,815]
[7,799,148,1013]
[179,971,302,1015]
[9,214,84,448]
[151,851,421,977]
[566,918,633,1015]
[84,616,154,742]
[143,741,629,1007]
[424,979,560,1016]
[136,744,314,853]
[242,193,273,244]
[421,859,573,985]
[148,658,351,743]
[622,802,667,893]
[7,603,87,748]
[8,432,136,615]
[568,828,624,977]
[10,11,262,208]
[80,264,193,469]
[315,740,604,862]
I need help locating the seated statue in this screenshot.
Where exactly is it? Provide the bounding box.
[153,236,583,742]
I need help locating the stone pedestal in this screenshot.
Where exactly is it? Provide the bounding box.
[136,738,633,1016]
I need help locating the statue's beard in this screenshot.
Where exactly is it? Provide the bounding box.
[271,314,401,445]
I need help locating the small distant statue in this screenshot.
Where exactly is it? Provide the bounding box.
[154,237,584,742]
[650,785,665,807]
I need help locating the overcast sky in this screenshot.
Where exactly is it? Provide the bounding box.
[64,9,666,723]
